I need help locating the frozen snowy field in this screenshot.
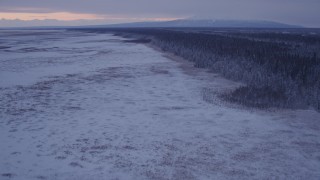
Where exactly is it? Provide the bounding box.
[0,30,320,180]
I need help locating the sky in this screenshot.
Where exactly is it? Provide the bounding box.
[0,0,320,27]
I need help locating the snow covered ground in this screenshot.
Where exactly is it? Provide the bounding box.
[0,30,320,180]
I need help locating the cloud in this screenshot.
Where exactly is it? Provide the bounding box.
[0,12,104,21]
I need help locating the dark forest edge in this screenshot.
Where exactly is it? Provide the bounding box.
[69,28,320,111]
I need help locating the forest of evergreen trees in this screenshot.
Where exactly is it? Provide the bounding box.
[75,28,320,110]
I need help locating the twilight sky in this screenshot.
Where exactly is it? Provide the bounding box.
[0,0,320,27]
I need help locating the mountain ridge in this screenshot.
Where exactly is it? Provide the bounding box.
[106,19,303,28]
[104,19,303,28]
[0,18,304,28]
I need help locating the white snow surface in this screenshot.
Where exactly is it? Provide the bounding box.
[0,30,320,180]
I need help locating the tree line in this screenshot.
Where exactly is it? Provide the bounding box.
[74,28,320,110]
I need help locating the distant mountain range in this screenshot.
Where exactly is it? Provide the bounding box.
[0,18,303,29]
[0,19,105,28]
[105,19,303,28]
